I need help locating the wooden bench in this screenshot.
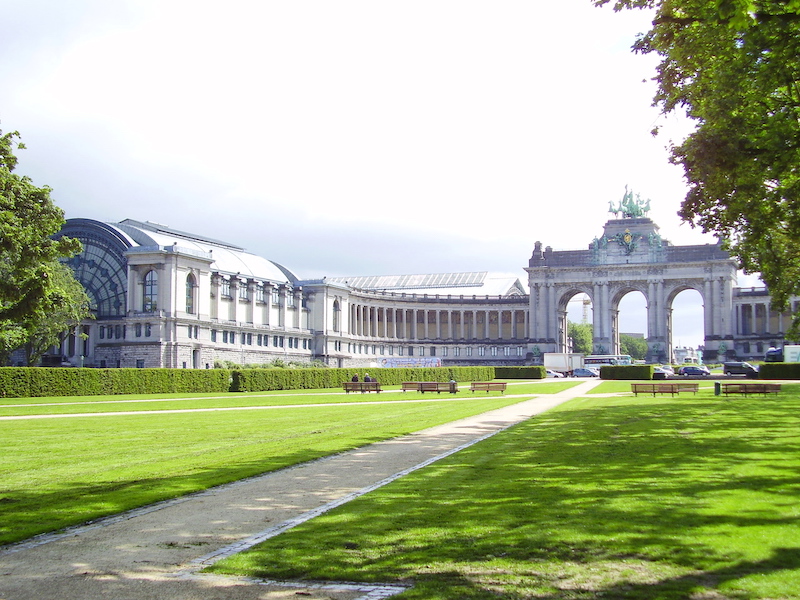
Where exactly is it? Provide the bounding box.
[342,381,382,393]
[469,382,507,393]
[401,381,458,394]
[631,382,699,397]
[720,382,781,397]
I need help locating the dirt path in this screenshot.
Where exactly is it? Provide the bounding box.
[0,380,602,600]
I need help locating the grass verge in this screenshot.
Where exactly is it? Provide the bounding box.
[208,386,800,599]
[0,392,531,545]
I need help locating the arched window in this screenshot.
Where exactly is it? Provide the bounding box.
[186,273,196,314]
[143,270,158,312]
[333,300,341,332]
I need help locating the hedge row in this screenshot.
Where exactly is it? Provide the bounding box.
[231,366,496,392]
[758,363,800,380]
[599,365,653,380]
[0,367,231,398]
[494,366,546,379]
[0,366,498,398]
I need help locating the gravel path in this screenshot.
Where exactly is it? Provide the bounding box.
[0,380,601,600]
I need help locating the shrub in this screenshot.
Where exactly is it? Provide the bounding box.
[758,362,800,380]
[600,365,652,380]
[495,366,546,379]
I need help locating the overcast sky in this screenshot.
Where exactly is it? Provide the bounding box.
[2,0,755,350]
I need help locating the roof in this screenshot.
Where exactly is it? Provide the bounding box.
[328,272,527,297]
[113,219,297,284]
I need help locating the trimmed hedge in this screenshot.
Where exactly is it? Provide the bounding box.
[0,367,231,398]
[599,365,653,380]
[231,366,496,392]
[495,366,546,380]
[757,362,800,380]
[0,366,497,397]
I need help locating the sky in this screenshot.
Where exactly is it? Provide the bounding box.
[1,0,761,350]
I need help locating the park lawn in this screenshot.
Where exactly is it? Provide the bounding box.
[0,380,577,417]
[209,388,800,600]
[0,395,523,545]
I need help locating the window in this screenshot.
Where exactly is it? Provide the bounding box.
[419,347,425,357]
[491,347,498,357]
[503,347,510,356]
[99,326,105,339]
[239,281,249,300]
[466,347,473,357]
[454,347,460,357]
[211,329,217,342]
[186,273,196,314]
[221,278,231,298]
[287,292,295,307]
[223,331,229,343]
[143,270,158,312]
[256,285,266,303]
[441,347,447,357]
[272,288,281,304]
[145,323,152,337]
[479,347,486,356]
[333,300,341,332]
[135,323,142,338]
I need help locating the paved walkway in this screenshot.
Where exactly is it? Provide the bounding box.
[0,380,602,600]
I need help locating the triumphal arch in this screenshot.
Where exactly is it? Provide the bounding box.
[526,191,738,363]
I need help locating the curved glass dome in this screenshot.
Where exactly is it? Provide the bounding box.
[57,219,134,318]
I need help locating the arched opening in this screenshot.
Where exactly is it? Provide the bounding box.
[565,291,593,354]
[670,288,704,363]
[616,290,648,361]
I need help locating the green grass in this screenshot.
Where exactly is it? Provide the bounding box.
[0,388,537,545]
[0,380,577,416]
[209,386,800,599]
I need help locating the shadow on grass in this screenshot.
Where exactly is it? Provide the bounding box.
[212,395,800,598]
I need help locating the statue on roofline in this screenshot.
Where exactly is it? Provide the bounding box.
[608,185,651,219]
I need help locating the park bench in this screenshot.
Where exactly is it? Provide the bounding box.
[469,382,507,393]
[720,382,781,397]
[631,382,699,397]
[401,381,458,393]
[342,381,382,393]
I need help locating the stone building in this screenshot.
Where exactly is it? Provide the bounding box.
[53,218,528,369]
[49,211,796,369]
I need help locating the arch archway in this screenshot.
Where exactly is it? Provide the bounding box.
[527,216,737,362]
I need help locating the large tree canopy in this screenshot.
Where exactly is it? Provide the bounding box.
[0,126,87,362]
[596,0,800,335]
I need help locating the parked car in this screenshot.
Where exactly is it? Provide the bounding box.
[573,367,599,378]
[546,369,564,378]
[723,361,759,378]
[652,366,672,380]
[678,365,711,376]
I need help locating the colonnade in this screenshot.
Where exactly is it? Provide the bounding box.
[346,301,528,341]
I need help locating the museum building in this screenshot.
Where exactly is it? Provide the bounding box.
[51,214,796,369]
[54,218,529,369]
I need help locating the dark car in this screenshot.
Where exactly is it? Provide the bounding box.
[573,368,599,378]
[723,361,759,378]
[679,365,711,376]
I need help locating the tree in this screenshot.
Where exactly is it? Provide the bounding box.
[568,321,594,354]
[620,333,648,360]
[0,126,86,363]
[595,0,800,336]
[23,261,92,365]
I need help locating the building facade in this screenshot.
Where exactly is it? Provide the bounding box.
[49,214,795,369]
